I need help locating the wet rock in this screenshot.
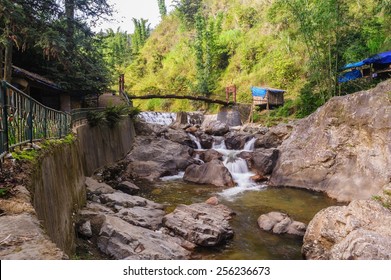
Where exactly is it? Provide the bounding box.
[134,120,168,136]
[271,80,391,201]
[163,203,235,246]
[184,160,235,187]
[250,174,268,183]
[257,212,307,236]
[115,181,140,195]
[224,132,247,150]
[249,148,279,176]
[302,199,391,260]
[200,149,223,162]
[162,128,196,148]
[97,215,190,260]
[196,132,213,149]
[204,120,229,136]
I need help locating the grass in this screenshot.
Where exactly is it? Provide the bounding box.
[372,190,391,210]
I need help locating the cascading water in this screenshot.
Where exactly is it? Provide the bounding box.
[243,137,256,151]
[188,133,203,150]
[211,137,265,198]
[138,112,176,125]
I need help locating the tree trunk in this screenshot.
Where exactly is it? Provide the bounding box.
[0,44,4,80]
[65,0,75,51]
[4,40,13,82]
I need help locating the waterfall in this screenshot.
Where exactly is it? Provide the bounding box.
[138,112,176,125]
[243,137,256,151]
[188,133,202,150]
[212,136,227,149]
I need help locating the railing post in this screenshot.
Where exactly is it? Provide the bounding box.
[59,113,62,138]
[2,81,9,154]
[28,97,33,143]
[43,108,47,139]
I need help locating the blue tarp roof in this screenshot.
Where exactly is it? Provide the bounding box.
[251,86,285,97]
[342,50,391,70]
[338,69,363,83]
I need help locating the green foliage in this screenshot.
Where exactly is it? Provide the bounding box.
[174,0,203,29]
[12,149,38,162]
[158,0,167,18]
[372,190,391,210]
[0,187,10,197]
[87,110,105,127]
[296,82,325,118]
[104,105,130,128]
[132,18,151,55]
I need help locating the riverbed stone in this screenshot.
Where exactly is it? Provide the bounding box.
[204,120,229,136]
[257,212,307,236]
[115,206,165,230]
[115,181,140,195]
[163,203,235,247]
[97,215,190,260]
[85,177,115,196]
[196,132,213,149]
[100,192,163,210]
[78,220,93,238]
[255,123,294,149]
[302,199,391,260]
[200,149,223,162]
[271,80,391,202]
[183,160,235,187]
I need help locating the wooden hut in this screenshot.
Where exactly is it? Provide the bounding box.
[251,86,285,110]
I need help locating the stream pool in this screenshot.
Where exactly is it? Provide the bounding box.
[137,178,342,260]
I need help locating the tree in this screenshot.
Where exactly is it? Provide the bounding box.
[173,0,202,29]
[131,18,151,55]
[158,0,167,18]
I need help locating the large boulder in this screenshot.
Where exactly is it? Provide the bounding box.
[257,212,307,236]
[302,199,391,260]
[125,137,194,181]
[97,215,190,260]
[249,148,279,176]
[204,120,229,136]
[163,203,235,246]
[183,160,235,187]
[271,80,391,202]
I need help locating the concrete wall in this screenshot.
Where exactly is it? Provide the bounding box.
[31,117,135,255]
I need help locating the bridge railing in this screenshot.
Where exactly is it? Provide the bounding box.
[0,81,71,160]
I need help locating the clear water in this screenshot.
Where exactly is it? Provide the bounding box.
[137,179,342,260]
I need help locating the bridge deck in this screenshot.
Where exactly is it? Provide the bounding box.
[127,94,236,106]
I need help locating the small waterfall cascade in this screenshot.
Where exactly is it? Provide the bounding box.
[138,112,176,125]
[243,137,256,151]
[188,133,202,150]
[212,136,227,149]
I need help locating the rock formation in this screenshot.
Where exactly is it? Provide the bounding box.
[271,80,391,202]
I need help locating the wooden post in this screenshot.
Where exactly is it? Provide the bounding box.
[119,74,125,95]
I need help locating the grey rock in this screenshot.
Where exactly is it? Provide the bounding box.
[85,177,115,196]
[248,148,279,176]
[271,80,391,202]
[204,120,229,136]
[125,137,194,181]
[78,220,93,238]
[302,199,391,260]
[163,203,235,246]
[115,206,165,230]
[100,192,163,210]
[200,149,223,162]
[184,160,235,187]
[97,215,190,260]
[116,181,140,195]
[255,123,293,149]
[257,212,307,236]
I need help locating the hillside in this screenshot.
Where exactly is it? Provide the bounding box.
[124,0,391,114]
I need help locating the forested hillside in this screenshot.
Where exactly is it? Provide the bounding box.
[122,0,391,115]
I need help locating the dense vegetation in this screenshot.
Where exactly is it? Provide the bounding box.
[121,0,391,115]
[2,0,390,117]
[1,0,113,95]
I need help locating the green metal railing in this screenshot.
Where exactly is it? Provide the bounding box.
[0,81,71,159]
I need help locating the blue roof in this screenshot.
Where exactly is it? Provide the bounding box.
[251,86,285,97]
[338,69,363,83]
[342,50,391,70]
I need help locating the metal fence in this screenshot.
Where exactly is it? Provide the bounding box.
[0,81,71,159]
[70,107,105,128]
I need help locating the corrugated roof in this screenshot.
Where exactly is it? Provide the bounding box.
[12,66,63,91]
